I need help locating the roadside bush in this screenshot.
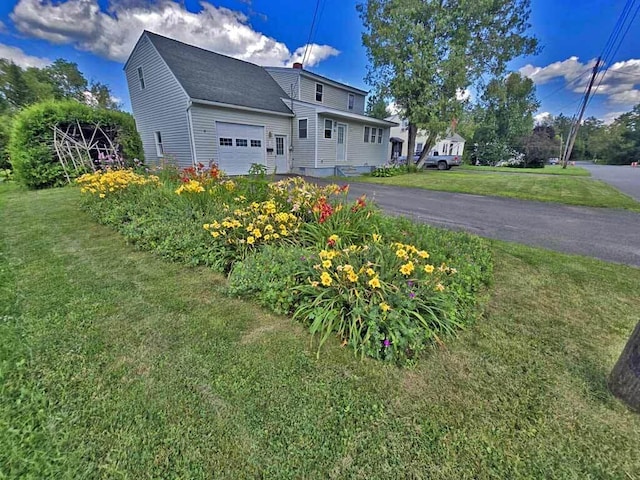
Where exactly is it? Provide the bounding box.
[9,101,143,189]
[371,164,408,177]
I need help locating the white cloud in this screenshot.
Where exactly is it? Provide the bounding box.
[534,111,552,125]
[520,56,640,108]
[286,44,339,68]
[0,43,51,68]
[519,56,596,85]
[602,111,625,125]
[0,20,7,33]
[10,0,340,67]
[456,88,471,101]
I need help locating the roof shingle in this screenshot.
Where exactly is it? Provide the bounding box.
[145,31,293,115]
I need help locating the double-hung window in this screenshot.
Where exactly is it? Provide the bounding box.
[315,83,324,102]
[364,126,370,143]
[370,127,376,143]
[324,119,332,139]
[154,131,163,156]
[298,119,308,139]
[137,67,145,89]
[348,93,355,110]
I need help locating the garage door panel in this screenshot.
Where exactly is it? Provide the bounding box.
[216,122,265,175]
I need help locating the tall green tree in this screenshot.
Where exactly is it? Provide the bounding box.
[474,72,538,147]
[366,94,390,119]
[358,0,538,168]
[0,58,119,112]
[44,59,88,102]
[0,61,33,108]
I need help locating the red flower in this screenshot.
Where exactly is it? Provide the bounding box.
[351,195,367,212]
[313,197,334,223]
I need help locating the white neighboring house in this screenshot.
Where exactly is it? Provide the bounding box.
[386,114,465,160]
[124,31,396,176]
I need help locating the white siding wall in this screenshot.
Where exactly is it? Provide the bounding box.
[300,77,366,114]
[316,115,389,167]
[347,123,388,166]
[290,103,316,169]
[317,115,336,167]
[125,34,192,166]
[190,104,291,173]
[266,70,301,99]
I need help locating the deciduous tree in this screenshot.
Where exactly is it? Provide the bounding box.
[358,0,538,168]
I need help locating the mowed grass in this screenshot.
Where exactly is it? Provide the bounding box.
[358,169,640,211]
[1,185,640,479]
[458,164,591,176]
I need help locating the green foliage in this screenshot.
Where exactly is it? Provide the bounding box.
[521,125,559,168]
[371,164,408,177]
[473,72,539,157]
[4,185,640,478]
[294,237,475,364]
[0,58,119,111]
[227,244,312,314]
[77,173,492,364]
[365,94,390,119]
[358,0,538,160]
[8,101,143,189]
[0,114,11,170]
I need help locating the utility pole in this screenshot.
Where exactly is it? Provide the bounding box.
[562,57,601,168]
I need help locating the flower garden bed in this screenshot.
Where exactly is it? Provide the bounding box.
[77,164,492,364]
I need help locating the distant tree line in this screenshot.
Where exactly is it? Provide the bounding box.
[538,107,640,165]
[0,58,121,170]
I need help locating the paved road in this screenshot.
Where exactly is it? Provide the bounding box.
[579,162,640,201]
[336,181,640,267]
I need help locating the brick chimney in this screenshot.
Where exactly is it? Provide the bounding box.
[292,62,303,70]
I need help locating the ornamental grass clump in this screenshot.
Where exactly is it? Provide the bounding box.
[76,168,159,197]
[294,234,461,364]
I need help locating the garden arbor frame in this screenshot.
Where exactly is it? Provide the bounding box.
[52,120,125,183]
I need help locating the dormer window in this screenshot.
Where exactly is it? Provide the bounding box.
[348,93,355,110]
[137,66,145,90]
[315,83,323,102]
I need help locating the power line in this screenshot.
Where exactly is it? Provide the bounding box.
[586,0,640,109]
[301,0,322,67]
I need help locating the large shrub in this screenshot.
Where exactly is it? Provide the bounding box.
[0,115,12,170]
[8,101,143,189]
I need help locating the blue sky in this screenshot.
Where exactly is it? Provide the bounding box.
[0,0,638,124]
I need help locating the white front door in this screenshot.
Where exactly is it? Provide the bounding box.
[336,123,347,162]
[274,135,288,173]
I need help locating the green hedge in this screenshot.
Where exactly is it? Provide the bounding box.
[8,101,143,189]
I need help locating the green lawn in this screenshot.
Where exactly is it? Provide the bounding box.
[359,170,640,211]
[2,184,640,478]
[458,164,591,176]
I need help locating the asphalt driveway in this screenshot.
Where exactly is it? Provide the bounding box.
[579,162,640,201]
[335,180,640,267]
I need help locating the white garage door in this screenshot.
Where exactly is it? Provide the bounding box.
[216,122,265,175]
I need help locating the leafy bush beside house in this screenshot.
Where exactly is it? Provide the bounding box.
[8,101,143,189]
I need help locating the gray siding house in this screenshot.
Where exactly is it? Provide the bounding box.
[124,31,395,176]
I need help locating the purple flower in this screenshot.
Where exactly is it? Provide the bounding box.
[409,292,416,299]
[300,256,307,261]
[383,338,390,348]
[407,280,414,287]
